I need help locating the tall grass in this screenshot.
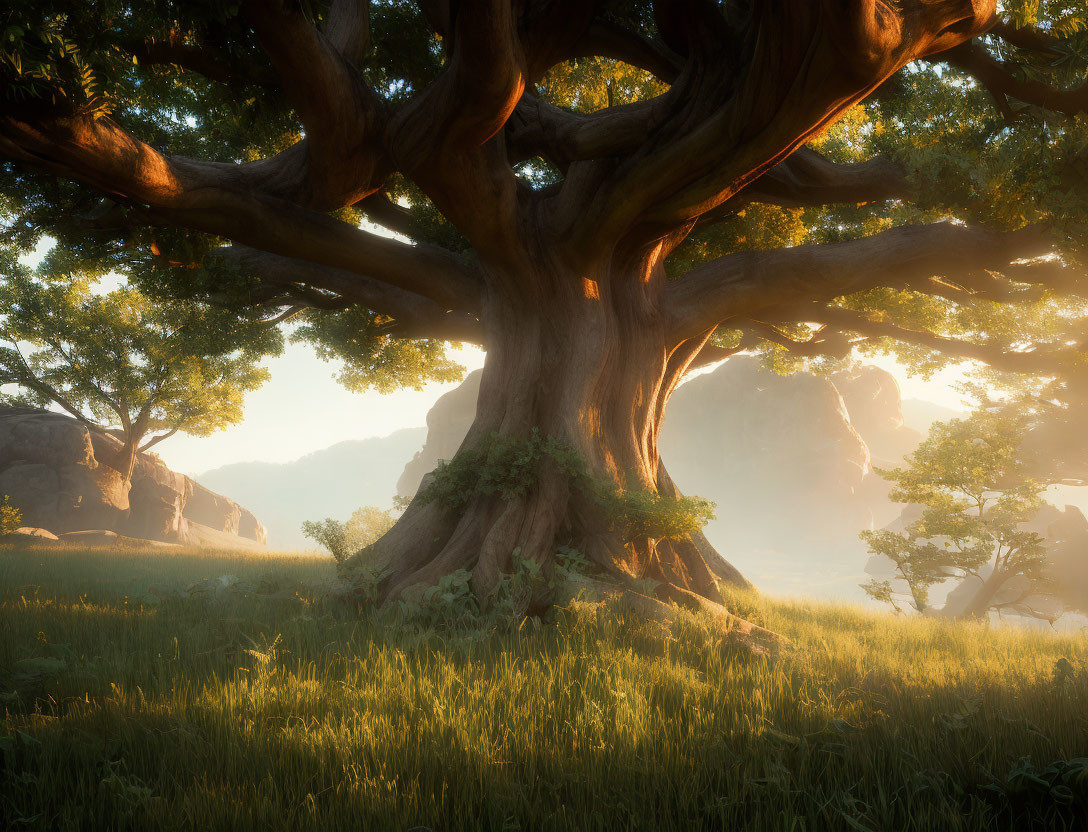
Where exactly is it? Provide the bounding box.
[2,545,1087,831]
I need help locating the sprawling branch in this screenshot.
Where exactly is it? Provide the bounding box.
[652,0,733,62]
[741,147,912,209]
[118,33,277,87]
[739,320,854,360]
[686,147,913,233]
[242,0,387,207]
[945,40,1088,117]
[0,115,480,309]
[665,222,1053,342]
[505,94,658,168]
[323,0,372,65]
[989,20,1065,57]
[809,305,1082,376]
[214,246,484,344]
[554,1,996,254]
[391,0,525,165]
[567,21,682,83]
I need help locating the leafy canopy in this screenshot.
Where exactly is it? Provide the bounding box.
[861,408,1050,617]
[0,263,279,455]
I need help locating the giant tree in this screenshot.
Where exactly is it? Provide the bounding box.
[2,1,1087,611]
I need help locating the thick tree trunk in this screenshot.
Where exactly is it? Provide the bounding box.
[343,250,750,612]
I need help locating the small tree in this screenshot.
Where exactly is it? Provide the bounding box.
[0,270,280,483]
[302,506,396,562]
[0,495,22,535]
[861,410,1050,619]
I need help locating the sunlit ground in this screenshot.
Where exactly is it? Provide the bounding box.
[2,545,1087,831]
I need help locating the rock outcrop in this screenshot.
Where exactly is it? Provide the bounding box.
[831,366,921,464]
[0,406,266,548]
[397,374,482,498]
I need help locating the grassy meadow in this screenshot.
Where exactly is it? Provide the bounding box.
[2,544,1088,831]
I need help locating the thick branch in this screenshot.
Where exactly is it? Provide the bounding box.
[391,0,525,166]
[665,222,1053,342]
[568,21,682,83]
[243,0,387,207]
[214,246,484,344]
[989,21,1065,56]
[946,40,1088,117]
[139,428,180,453]
[741,147,912,209]
[119,34,277,87]
[689,147,913,233]
[323,0,371,65]
[0,115,479,309]
[812,305,1081,376]
[555,2,996,253]
[506,94,658,168]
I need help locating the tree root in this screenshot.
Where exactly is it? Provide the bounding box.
[576,577,788,658]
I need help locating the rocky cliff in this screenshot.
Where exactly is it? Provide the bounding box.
[0,406,265,547]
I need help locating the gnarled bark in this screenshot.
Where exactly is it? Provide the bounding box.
[344,248,734,607]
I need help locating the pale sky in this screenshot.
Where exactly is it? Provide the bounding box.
[160,343,486,475]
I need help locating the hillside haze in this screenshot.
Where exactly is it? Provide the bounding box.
[194,427,425,549]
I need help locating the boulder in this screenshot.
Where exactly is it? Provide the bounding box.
[58,529,122,547]
[57,529,188,550]
[1,527,61,546]
[185,480,242,536]
[0,406,266,549]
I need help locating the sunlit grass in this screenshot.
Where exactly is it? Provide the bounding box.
[2,545,1087,830]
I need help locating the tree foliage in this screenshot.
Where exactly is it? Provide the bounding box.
[0,265,278,480]
[861,409,1051,618]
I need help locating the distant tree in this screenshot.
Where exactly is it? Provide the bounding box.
[861,409,1052,619]
[0,270,280,483]
[302,506,396,562]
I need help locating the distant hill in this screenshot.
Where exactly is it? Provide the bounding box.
[194,427,426,550]
[901,398,964,435]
